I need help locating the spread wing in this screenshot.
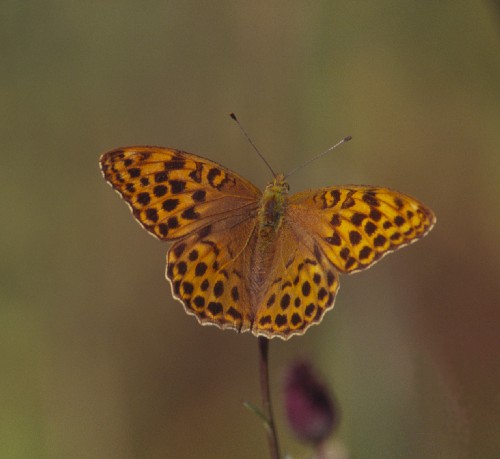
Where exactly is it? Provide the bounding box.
[100,146,261,240]
[245,185,435,339]
[288,185,436,274]
[252,222,340,339]
[166,214,258,333]
[101,146,264,334]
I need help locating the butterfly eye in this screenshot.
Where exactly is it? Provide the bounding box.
[283,182,290,193]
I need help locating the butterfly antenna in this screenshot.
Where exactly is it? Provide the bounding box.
[284,135,352,179]
[230,113,277,177]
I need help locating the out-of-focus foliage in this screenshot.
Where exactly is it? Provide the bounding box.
[1,2,499,458]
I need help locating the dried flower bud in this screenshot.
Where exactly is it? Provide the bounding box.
[283,360,339,445]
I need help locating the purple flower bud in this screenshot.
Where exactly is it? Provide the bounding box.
[284,360,339,445]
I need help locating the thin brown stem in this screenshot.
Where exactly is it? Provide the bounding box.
[315,441,327,459]
[258,336,281,459]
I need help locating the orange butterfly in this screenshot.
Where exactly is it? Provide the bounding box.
[100,144,435,339]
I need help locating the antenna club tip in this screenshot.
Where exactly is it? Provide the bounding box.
[344,135,352,142]
[229,112,237,120]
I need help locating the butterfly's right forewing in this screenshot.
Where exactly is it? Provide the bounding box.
[288,186,436,274]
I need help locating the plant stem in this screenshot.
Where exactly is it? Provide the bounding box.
[258,336,281,459]
[316,441,327,459]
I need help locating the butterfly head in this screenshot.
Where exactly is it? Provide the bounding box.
[266,173,290,195]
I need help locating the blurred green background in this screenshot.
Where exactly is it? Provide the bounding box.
[1,2,499,458]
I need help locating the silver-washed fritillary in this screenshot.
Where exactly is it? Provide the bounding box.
[100,145,435,339]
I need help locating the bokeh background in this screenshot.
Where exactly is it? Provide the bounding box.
[2,2,499,458]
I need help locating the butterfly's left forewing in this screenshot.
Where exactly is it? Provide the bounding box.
[100,146,261,240]
[288,186,435,274]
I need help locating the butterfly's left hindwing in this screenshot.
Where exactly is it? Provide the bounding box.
[166,213,258,333]
[100,146,261,240]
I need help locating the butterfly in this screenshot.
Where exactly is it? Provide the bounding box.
[100,144,435,339]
